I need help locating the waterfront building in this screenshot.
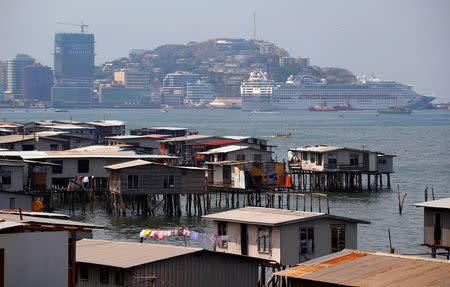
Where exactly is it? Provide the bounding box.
[0,133,66,151]
[98,84,150,105]
[51,86,92,107]
[273,250,450,287]
[241,71,273,111]
[113,68,150,88]
[76,239,264,287]
[203,206,369,266]
[82,120,126,142]
[186,80,215,104]
[106,135,170,154]
[5,54,35,97]
[130,127,191,137]
[414,198,450,258]
[23,63,53,102]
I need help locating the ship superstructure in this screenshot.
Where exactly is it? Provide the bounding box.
[241,72,433,110]
[241,71,274,111]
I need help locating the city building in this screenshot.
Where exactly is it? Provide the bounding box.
[23,63,53,102]
[0,60,6,93]
[98,84,150,106]
[163,71,200,88]
[54,33,94,86]
[279,57,310,67]
[5,54,35,97]
[113,68,150,88]
[186,80,215,104]
[53,33,94,107]
[51,86,92,107]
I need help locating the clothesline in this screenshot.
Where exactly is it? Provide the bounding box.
[139,227,229,249]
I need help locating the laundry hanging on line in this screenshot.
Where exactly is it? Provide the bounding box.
[139,227,229,248]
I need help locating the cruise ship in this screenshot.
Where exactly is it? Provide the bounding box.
[241,72,434,111]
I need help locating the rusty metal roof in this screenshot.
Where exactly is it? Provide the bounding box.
[414,198,450,210]
[275,250,450,286]
[203,207,369,226]
[0,213,104,229]
[77,239,202,268]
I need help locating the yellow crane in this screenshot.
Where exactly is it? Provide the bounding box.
[57,21,89,33]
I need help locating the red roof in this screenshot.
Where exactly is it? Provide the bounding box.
[143,134,171,138]
[187,140,240,146]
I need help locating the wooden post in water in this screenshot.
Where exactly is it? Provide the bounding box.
[397,185,407,215]
[388,228,394,254]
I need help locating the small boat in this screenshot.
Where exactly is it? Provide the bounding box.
[377,106,411,114]
[160,108,168,113]
[308,100,338,111]
[333,101,363,111]
[275,132,291,138]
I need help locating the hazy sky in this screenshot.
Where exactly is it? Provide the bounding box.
[1,0,449,101]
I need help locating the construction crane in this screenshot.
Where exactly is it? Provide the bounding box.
[57,21,89,33]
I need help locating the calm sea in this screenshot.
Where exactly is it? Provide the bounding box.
[2,108,449,254]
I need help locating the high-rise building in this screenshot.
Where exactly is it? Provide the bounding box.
[186,80,215,104]
[6,54,35,96]
[23,63,53,102]
[53,33,94,107]
[54,33,94,86]
[0,60,6,93]
[163,71,200,88]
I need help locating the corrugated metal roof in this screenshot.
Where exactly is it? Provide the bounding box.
[198,145,251,155]
[142,134,171,138]
[0,220,25,231]
[105,160,206,171]
[84,120,125,127]
[150,127,188,131]
[275,250,450,286]
[76,239,202,268]
[0,213,104,229]
[159,135,213,142]
[203,207,369,226]
[186,140,240,146]
[414,198,450,209]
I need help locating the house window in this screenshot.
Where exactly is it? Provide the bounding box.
[328,154,337,169]
[218,222,228,248]
[258,227,271,253]
[22,144,34,151]
[1,172,11,185]
[310,153,315,163]
[300,227,314,254]
[115,269,124,285]
[302,152,307,161]
[378,158,386,164]
[78,160,89,173]
[80,263,88,280]
[100,268,109,284]
[316,154,322,165]
[163,175,175,189]
[254,154,262,161]
[350,154,359,165]
[50,144,59,150]
[127,175,139,189]
[331,225,345,252]
[9,198,15,209]
[52,160,63,174]
[237,154,245,161]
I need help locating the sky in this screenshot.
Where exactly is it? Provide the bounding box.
[1,0,449,101]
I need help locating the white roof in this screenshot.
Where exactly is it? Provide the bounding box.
[198,145,269,155]
[41,124,92,130]
[414,198,450,209]
[77,239,202,268]
[203,206,369,226]
[106,135,153,140]
[159,135,213,142]
[151,127,188,131]
[84,120,125,127]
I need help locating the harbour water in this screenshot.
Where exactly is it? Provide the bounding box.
[2,108,449,254]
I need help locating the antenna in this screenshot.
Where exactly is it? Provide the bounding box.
[253,11,256,41]
[57,21,89,33]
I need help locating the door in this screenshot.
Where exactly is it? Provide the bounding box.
[241,224,248,255]
[223,166,231,186]
[434,213,442,246]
